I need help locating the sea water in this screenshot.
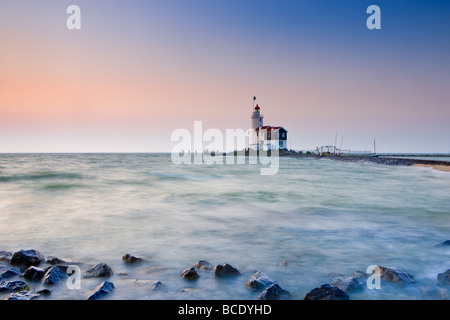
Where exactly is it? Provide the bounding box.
[0,153,449,300]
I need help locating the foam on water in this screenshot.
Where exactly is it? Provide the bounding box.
[0,153,449,300]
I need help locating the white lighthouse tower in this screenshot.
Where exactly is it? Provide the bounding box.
[251,104,263,129]
[250,104,263,150]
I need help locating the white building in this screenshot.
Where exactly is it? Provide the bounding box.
[250,104,288,151]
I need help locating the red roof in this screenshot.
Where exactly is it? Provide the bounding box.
[255,126,285,132]
[254,104,260,110]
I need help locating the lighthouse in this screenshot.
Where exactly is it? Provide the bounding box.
[251,104,264,130]
[249,103,288,151]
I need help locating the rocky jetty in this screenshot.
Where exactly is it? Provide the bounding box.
[0,247,447,300]
[321,155,450,168]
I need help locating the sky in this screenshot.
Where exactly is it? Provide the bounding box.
[0,0,449,153]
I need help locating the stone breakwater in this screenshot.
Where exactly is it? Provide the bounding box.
[282,152,450,169]
[1,245,450,300]
[331,156,450,167]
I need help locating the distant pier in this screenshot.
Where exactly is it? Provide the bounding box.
[281,151,450,168]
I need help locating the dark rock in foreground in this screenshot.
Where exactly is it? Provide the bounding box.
[304,284,350,300]
[3,291,40,300]
[87,281,115,300]
[10,249,45,268]
[181,267,199,280]
[258,283,291,300]
[193,260,213,271]
[42,266,68,285]
[84,263,113,278]
[0,267,21,280]
[24,266,46,281]
[36,289,52,296]
[0,280,28,293]
[437,270,450,286]
[246,272,275,291]
[331,275,363,292]
[122,254,143,264]
[214,264,240,277]
[46,256,67,265]
[55,265,69,274]
[437,240,450,247]
[2,286,51,300]
[378,266,415,284]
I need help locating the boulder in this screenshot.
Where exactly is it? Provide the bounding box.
[214,264,240,277]
[258,283,291,300]
[378,266,415,284]
[331,276,363,292]
[36,289,52,296]
[42,266,68,285]
[181,267,199,280]
[0,280,28,293]
[246,272,275,291]
[46,256,67,265]
[55,265,69,274]
[133,279,165,291]
[122,254,143,264]
[0,267,21,280]
[353,270,368,282]
[87,281,115,300]
[3,291,40,300]
[437,240,450,247]
[304,284,350,300]
[10,249,45,268]
[23,266,46,281]
[84,263,113,278]
[193,260,213,271]
[0,251,12,263]
[437,270,450,286]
